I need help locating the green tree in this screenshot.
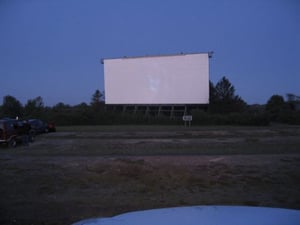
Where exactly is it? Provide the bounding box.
[209,76,246,113]
[73,102,94,124]
[265,95,290,121]
[209,81,218,103]
[266,95,285,113]
[90,89,104,111]
[50,102,74,125]
[24,96,44,118]
[286,93,300,111]
[52,102,71,112]
[215,76,235,101]
[1,95,23,118]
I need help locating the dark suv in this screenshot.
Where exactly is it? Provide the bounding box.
[28,119,48,134]
[0,119,23,147]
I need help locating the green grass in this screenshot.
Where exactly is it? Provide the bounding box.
[1,125,300,156]
[57,125,186,132]
[1,125,300,225]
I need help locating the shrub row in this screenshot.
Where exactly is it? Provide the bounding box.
[17,107,300,126]
[191,111,270,126]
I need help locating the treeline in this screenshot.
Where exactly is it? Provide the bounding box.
[0,77,299,126]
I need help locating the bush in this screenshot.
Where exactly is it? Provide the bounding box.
[192,110,270,126]
[276,111,300,125]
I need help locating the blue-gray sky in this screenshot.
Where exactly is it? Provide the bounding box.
[0,0,299,106]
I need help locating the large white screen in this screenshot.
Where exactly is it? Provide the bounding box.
[103,53,209,104]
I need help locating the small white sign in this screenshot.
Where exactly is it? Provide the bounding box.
[182,115,192,121]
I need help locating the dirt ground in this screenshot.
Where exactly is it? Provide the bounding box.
[0,126,300,225]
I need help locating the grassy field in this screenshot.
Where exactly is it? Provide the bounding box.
[4,125,300,156]
[0,125,300,225]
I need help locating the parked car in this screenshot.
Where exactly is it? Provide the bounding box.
[28,119,49,134]
[0,119,23,147]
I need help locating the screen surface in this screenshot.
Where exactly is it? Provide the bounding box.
[103,53,209,104]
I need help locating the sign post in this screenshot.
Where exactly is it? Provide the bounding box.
[183,115,192,127]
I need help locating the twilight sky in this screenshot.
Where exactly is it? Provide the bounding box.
[0,0,299,106]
